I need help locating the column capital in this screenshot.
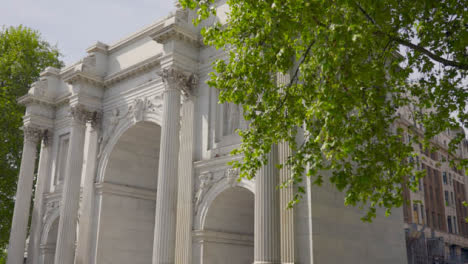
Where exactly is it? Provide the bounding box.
[158,67,198,97]
[23,126,42,144]
[69,105,102,127]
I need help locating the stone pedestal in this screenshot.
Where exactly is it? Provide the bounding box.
[27,132,53,264]
[54,106,92,264]
[254,145,281,264]
[152,68,182,264]
[7,127,41,264]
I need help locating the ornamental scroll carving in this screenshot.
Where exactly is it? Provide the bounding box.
[23,126,43,143]
[194,172,214,215]
[69,105,101,126]
[97,94,163,157]
[159,67,198,97]
[193,167,241,215]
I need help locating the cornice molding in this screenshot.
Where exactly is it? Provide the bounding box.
[95,182,156,201]
[104,53,163,87]
[150,23,201,47]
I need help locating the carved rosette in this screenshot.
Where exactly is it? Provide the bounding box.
[23,126,43,144]
[158,67,198,97]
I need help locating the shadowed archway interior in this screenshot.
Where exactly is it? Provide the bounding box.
[96,121,161,264]
[202,186,254,264]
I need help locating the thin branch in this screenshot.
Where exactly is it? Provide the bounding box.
[391,36,468,70]
[278,40,315,109]
[355,2,468,70]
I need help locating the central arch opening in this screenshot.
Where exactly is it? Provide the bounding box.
[96,121,160,264]
[202,186,254,264]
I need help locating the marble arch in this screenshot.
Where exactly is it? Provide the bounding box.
[9,3,408,264]
[96,109,163,184]
[195,177,254,231]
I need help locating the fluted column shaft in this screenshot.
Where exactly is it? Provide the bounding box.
[255,145,281,264]
[152,82,182,264]
[7,127,41,264]
[54,106,90,264]
[174,98,195,264]
[27,133,53,264]
[279,141,295,264]
[75,123,99,264]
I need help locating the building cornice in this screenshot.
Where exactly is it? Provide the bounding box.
[150,22,201,47]
[104,53,163,87]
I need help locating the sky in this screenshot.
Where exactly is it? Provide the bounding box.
[1,0,175,65]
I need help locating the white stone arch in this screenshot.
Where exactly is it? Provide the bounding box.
[39,208,60,264]
[40,209,60,246]
[96,109,162,184]
[94,109,162,264]
[193,175,255,264]
[194,176,254,231]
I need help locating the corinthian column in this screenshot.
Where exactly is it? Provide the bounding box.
[255,145,281,264]
[54,105,95,264]
[153,67,195,264]
[75,120,100,264]
[7,126,42,264]
[27,131,53,264]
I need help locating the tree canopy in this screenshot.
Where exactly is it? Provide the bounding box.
[180,0,468,221]
[0,25,63,260]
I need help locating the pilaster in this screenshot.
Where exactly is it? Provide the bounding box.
[254,145,281,264]
[279,141,295,264]
[54,105,100,264]
[75,121,100,264]
[175,96,195,264]
[27,130,53,264]
[7,126,42,264]
[152,67,196,264]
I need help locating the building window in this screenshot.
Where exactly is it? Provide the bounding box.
[451,192,455,207]
[413,203,419,224]
[443,172,447,184]
[421,205,425,225]
[449,173,452,185]
[55,133,70,185]
[454,216,458,234]
[448,216,453,233]
[445,191,450,206]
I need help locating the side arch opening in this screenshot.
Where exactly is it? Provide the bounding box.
[201,186,254,264]
[96,121,161,264]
